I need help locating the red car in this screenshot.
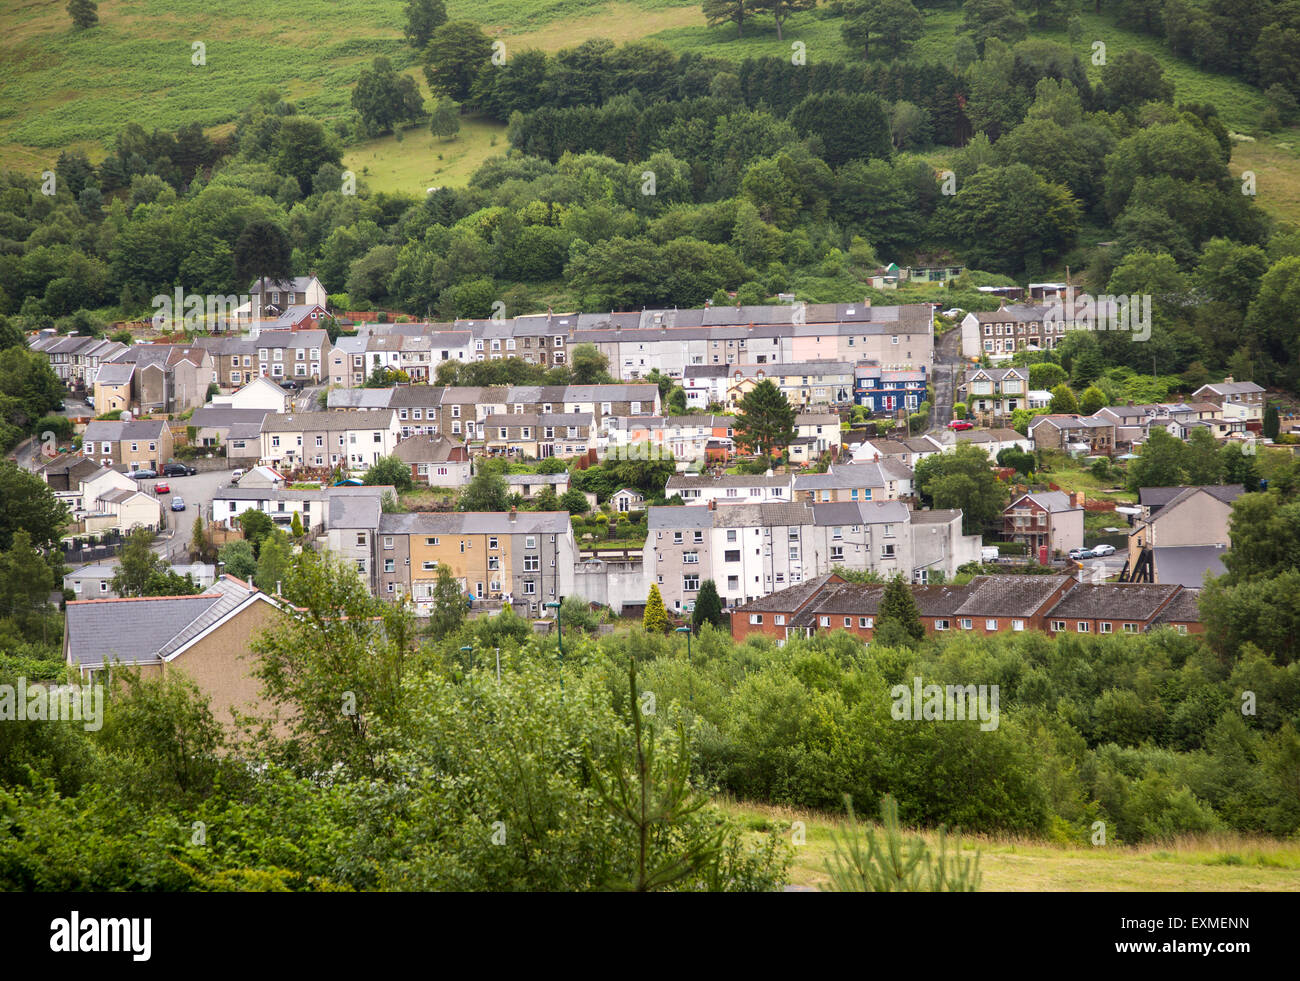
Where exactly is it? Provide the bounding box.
[154,482,170,494]
[947,420,974,431]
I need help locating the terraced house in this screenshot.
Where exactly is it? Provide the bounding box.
[251,328,331,383]
[100,344,212,414]
[959,303,1062,359]
[29,334,128,390]
[82,418,174,472]
[647,499,978,611]
[373,510,576,615]
[793,460,915,503]
[258,410,399,469]
[730,574,1201,645]
[482,412,595,458]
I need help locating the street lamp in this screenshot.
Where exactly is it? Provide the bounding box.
[675,625,693,702]
[544,599,563,677]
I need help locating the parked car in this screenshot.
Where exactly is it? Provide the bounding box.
[127,469,157,480]
[170,496,186,512]
[941,308,963,318]
[230,468,245,483]
[278,379,298,390]
[161,462,197,477]
[1068,547,1095,560]
[84,395,95,408]
[1090,544,1116,556]
[947,420,974,430]
[154,482,170,495]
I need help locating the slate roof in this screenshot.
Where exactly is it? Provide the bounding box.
[379,511,572,535]
[1150,588,1202,626]
[1139,485,1244,512]
[94,363,135,386]
[64,582,254,668]
[810,501,910,525]
[666,473,791,490]
[261,410,394,432]
[393,435,466,463]
[1152,545,1228,587]
[1044,582,1182,621]
[793,461,913,490]
[190,407,270,429]
[328,388,395,409]
[83,419,169,442]
[730,573,842,612]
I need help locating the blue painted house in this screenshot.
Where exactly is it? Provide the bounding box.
[854,363,928,413]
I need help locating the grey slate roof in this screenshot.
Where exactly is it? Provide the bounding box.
[83,419,169,442]
[793,461,913,490]
[810,501,910,525]
[1153,545,1228,587]
[65,590,233,667]
[1150,588,1202,626]
[328,388,395,409]
[379,511,572,535]
[190,407,270,429]
[666,473,790,490]
[94,363,135,385]
[1044,582,1182,620]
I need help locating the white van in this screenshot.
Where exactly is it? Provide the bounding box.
[980,546,1000,563]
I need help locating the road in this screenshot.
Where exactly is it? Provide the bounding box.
[135,467,242,562]
[927,324,964,433]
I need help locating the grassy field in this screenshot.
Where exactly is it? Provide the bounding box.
[343,115,508,196]
[723,800,1300,891]
[1,0,1293,217]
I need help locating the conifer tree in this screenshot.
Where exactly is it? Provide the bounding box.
[691,579,724,631]
[643,583,670,633]
[878,574,924,641]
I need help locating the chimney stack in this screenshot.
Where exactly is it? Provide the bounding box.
[708,498,716,510]
[509,506,517,522]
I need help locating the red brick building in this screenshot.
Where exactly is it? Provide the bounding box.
[730,574,1201,644]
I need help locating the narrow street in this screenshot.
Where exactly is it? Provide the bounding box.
[928,324,964,433]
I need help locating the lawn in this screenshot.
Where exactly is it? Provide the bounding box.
[723,800,1300,891]
[343,115,509,195]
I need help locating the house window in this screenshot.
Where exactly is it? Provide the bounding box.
[673,532,683,544]
[425,537,440,546]
[683,551,699,564]
[1100,622,1113,634]
[422,561,436,571]
[935,619,949,631]
[1123,623,1139,633]
[1012,619,1024,631]
[985,619,997,631]
[525,536,536,548]
[1051,620,1066,631]
[384,559,395,573]
[1077,622,1090,632]
[860,617,873,628]
[960,618,973,630]
[749,614,763,625]
[683,575,700,591]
